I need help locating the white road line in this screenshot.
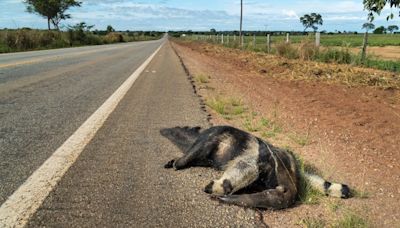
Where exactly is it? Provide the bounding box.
[0,41,164,228]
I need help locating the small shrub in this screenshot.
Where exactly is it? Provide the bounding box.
[274,42,298,59]
[298,40,319,61]
[317,46,353,64]
[104,32,124,43]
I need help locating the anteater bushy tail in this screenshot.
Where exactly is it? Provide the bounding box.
[304,173,351,199]
[160,126,202,153]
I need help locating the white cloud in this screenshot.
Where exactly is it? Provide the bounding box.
[282,10,299,19]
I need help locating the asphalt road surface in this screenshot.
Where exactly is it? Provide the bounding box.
[0,39,259,227]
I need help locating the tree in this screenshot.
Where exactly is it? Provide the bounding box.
[373,25,387,34]
[24,0,81,30]
[362,1,399,63]
[362,22,375,31]
[387,25,399,33]
[210,28,216,35]
[361,22,375,63]
[300,13,323,32]
[106,25,115,34]
[363,0,400,21]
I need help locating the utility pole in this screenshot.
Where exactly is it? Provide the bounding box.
[239,0,243,47]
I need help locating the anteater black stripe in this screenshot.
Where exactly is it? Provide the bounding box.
[323,181,332,195]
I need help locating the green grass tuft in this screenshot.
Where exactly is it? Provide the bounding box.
[289,132,311,146]
[333,212,370,228]
[195,74,210,83]
[299,217,326,228]
[295,155,324,205]
[206,96,246,118]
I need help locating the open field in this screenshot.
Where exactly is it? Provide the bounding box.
[197,33,400,48]
[171,39,400,227]
[246,34,400,47]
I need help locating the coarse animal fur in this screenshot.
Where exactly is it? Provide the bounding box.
[161,125,351,209]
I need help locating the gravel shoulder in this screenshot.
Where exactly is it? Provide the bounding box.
[172,39,400,227]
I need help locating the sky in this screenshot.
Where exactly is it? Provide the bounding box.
[0,0,399,32]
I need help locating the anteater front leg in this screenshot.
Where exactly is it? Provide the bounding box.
[165,139,217,170]
[204,156,259,195]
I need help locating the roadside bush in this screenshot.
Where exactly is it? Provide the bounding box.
[298,40,319,61]
[103,32,124,43]
[5,30,36,50]
[275,42,298,59]
[317,46,353,64]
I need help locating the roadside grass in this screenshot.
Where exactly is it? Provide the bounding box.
[289,132,311,147]
[332,212,370,228]
[299,217,326,228]
[180,37,400,89]
[0,29,163,53]
[205,97,245,119]
[327,200,342,212]
[260,117,283,138]
[351,189,370,199]
[299,212,369,228]
[296,155,324,205]
[195,74,210,83]
[184,35,400,75]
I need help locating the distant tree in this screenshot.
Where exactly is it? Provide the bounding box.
[373,25,387,34]
[24,0,81,30]
[362,22,376,31]
[360,22,375,63]
[67,22,94,45]
[300,13,323,32]
[106,25,115,34]
[210,28,216,34]
[363,0,400,21]
[387,25,399,33]
[362,1,399,62]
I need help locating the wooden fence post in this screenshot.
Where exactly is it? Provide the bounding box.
[267,34,271,53]
[221,34,224,44]
[253,34,256,49]
[315,32,320,47]
[286,33,290,43]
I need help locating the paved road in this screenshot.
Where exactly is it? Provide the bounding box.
[0,40,258,227]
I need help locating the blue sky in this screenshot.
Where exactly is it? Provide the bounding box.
[0,0,399,32]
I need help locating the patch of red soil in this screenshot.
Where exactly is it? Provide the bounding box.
[172,40,400,227]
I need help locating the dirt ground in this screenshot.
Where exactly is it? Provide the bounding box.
[171,40,400,227]
[350,46,400,61]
